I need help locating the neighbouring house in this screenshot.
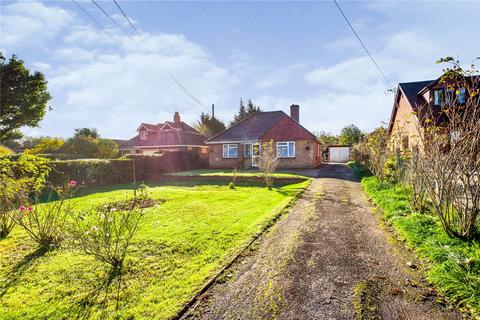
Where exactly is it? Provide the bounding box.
[206,105,322,169]
[119,112,208,156]
[388,76,478,153]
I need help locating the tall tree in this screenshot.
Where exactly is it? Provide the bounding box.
[96,139,118,159]
[246,99,261,115]
[230,98,262,126]
[338,124,364,145]
[74,128,99,139]
[194,112,226,138]
[0,54,51,143]
[314,131,339,145]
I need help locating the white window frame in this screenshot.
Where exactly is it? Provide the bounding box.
[140,131,148,140]
[223,144,238,158]
[276,141,295,158]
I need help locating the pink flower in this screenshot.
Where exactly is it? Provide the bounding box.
[19,205,26,212]
[69,180,77,187]
[28,206,33,212]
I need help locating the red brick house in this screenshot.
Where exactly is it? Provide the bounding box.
[387,77,474,152]
[206,105,322,168]
[119,112,208,156]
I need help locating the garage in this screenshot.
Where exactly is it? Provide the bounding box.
[328,145,351,163]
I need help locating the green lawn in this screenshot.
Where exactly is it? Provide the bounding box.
[169,168,308,179]
[348,162,480,317]
[0,180,309,320]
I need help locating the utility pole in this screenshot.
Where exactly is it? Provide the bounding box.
[211,103,215,120]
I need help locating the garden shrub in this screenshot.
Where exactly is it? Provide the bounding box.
[48,159,134,186]
[0,154,51,239]
[11,181,77,247]
[68,199,145,271]
[0,145,13,155]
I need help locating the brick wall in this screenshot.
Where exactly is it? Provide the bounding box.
[390,93,423,152]
[208,139,321,169]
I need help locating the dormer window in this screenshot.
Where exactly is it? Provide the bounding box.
[140,131,148,140]
[433,89,444,106]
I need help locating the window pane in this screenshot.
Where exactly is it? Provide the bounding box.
[223,145,228,158]
[457,88,466,104]
[245,144,251,157]
[288,143,294,157]
[433,89,443,106]
[229,145,237,158]
[277,145,287,157]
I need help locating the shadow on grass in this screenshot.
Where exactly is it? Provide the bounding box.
[71,266,128,319]
[0,245,51,298]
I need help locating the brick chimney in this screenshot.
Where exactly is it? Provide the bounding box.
[290,104,300,123]
[174,112,181,125]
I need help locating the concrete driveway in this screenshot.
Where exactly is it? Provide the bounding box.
[184,164,460,320]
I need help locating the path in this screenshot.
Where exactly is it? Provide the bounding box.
[184,164,460,320]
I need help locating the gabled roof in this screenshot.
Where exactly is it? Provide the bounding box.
[206,111,318,143]
[388,80,434,133]
[398,80,435,109]
[119,130,206,150]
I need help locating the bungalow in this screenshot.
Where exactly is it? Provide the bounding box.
[389,77,469,150]
[119,112,208,156]
[206,105,322,169]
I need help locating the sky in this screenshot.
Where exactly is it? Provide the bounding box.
[1,0,479,139]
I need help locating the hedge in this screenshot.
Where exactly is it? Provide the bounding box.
[48,159,134,186]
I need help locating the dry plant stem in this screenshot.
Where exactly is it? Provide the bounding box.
[413,60,480,239]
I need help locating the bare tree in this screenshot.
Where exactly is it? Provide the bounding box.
[412,58,480,239]
[258,140,279,190]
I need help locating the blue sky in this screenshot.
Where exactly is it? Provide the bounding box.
[1,0,479,139]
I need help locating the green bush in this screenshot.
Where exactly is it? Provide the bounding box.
[48,159,133,186]
[0,154,52,239]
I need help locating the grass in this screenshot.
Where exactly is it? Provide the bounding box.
[169,168,309,179]
[348,162,480,317]
[0,180,309,320]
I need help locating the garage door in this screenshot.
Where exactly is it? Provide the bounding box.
[329,147,350,163]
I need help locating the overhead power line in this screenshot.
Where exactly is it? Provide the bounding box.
[91,0,134,41]
[113,0,141,37]
[72,0,109,33]
[168,73,210,110]
[332,0,392,86]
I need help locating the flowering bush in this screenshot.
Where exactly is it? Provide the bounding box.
[68,195,145,271]
[11,181,76,246]
[0,155,51,239]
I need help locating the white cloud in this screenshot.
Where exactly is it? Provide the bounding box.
[0,1,73,46]
[38,27,234,138]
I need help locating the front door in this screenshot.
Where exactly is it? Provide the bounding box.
[252,143,261,167]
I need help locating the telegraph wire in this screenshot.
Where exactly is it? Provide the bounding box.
[91,0,135,41]
[113,0,141,37]
[332,0,392,87]
[72,0,108,33]
[168,73,210,111]
[74,0,211,113]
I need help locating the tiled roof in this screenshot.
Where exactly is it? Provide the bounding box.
[206,111,317,143]
[120,121,206,150]
[398,80,435,109]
